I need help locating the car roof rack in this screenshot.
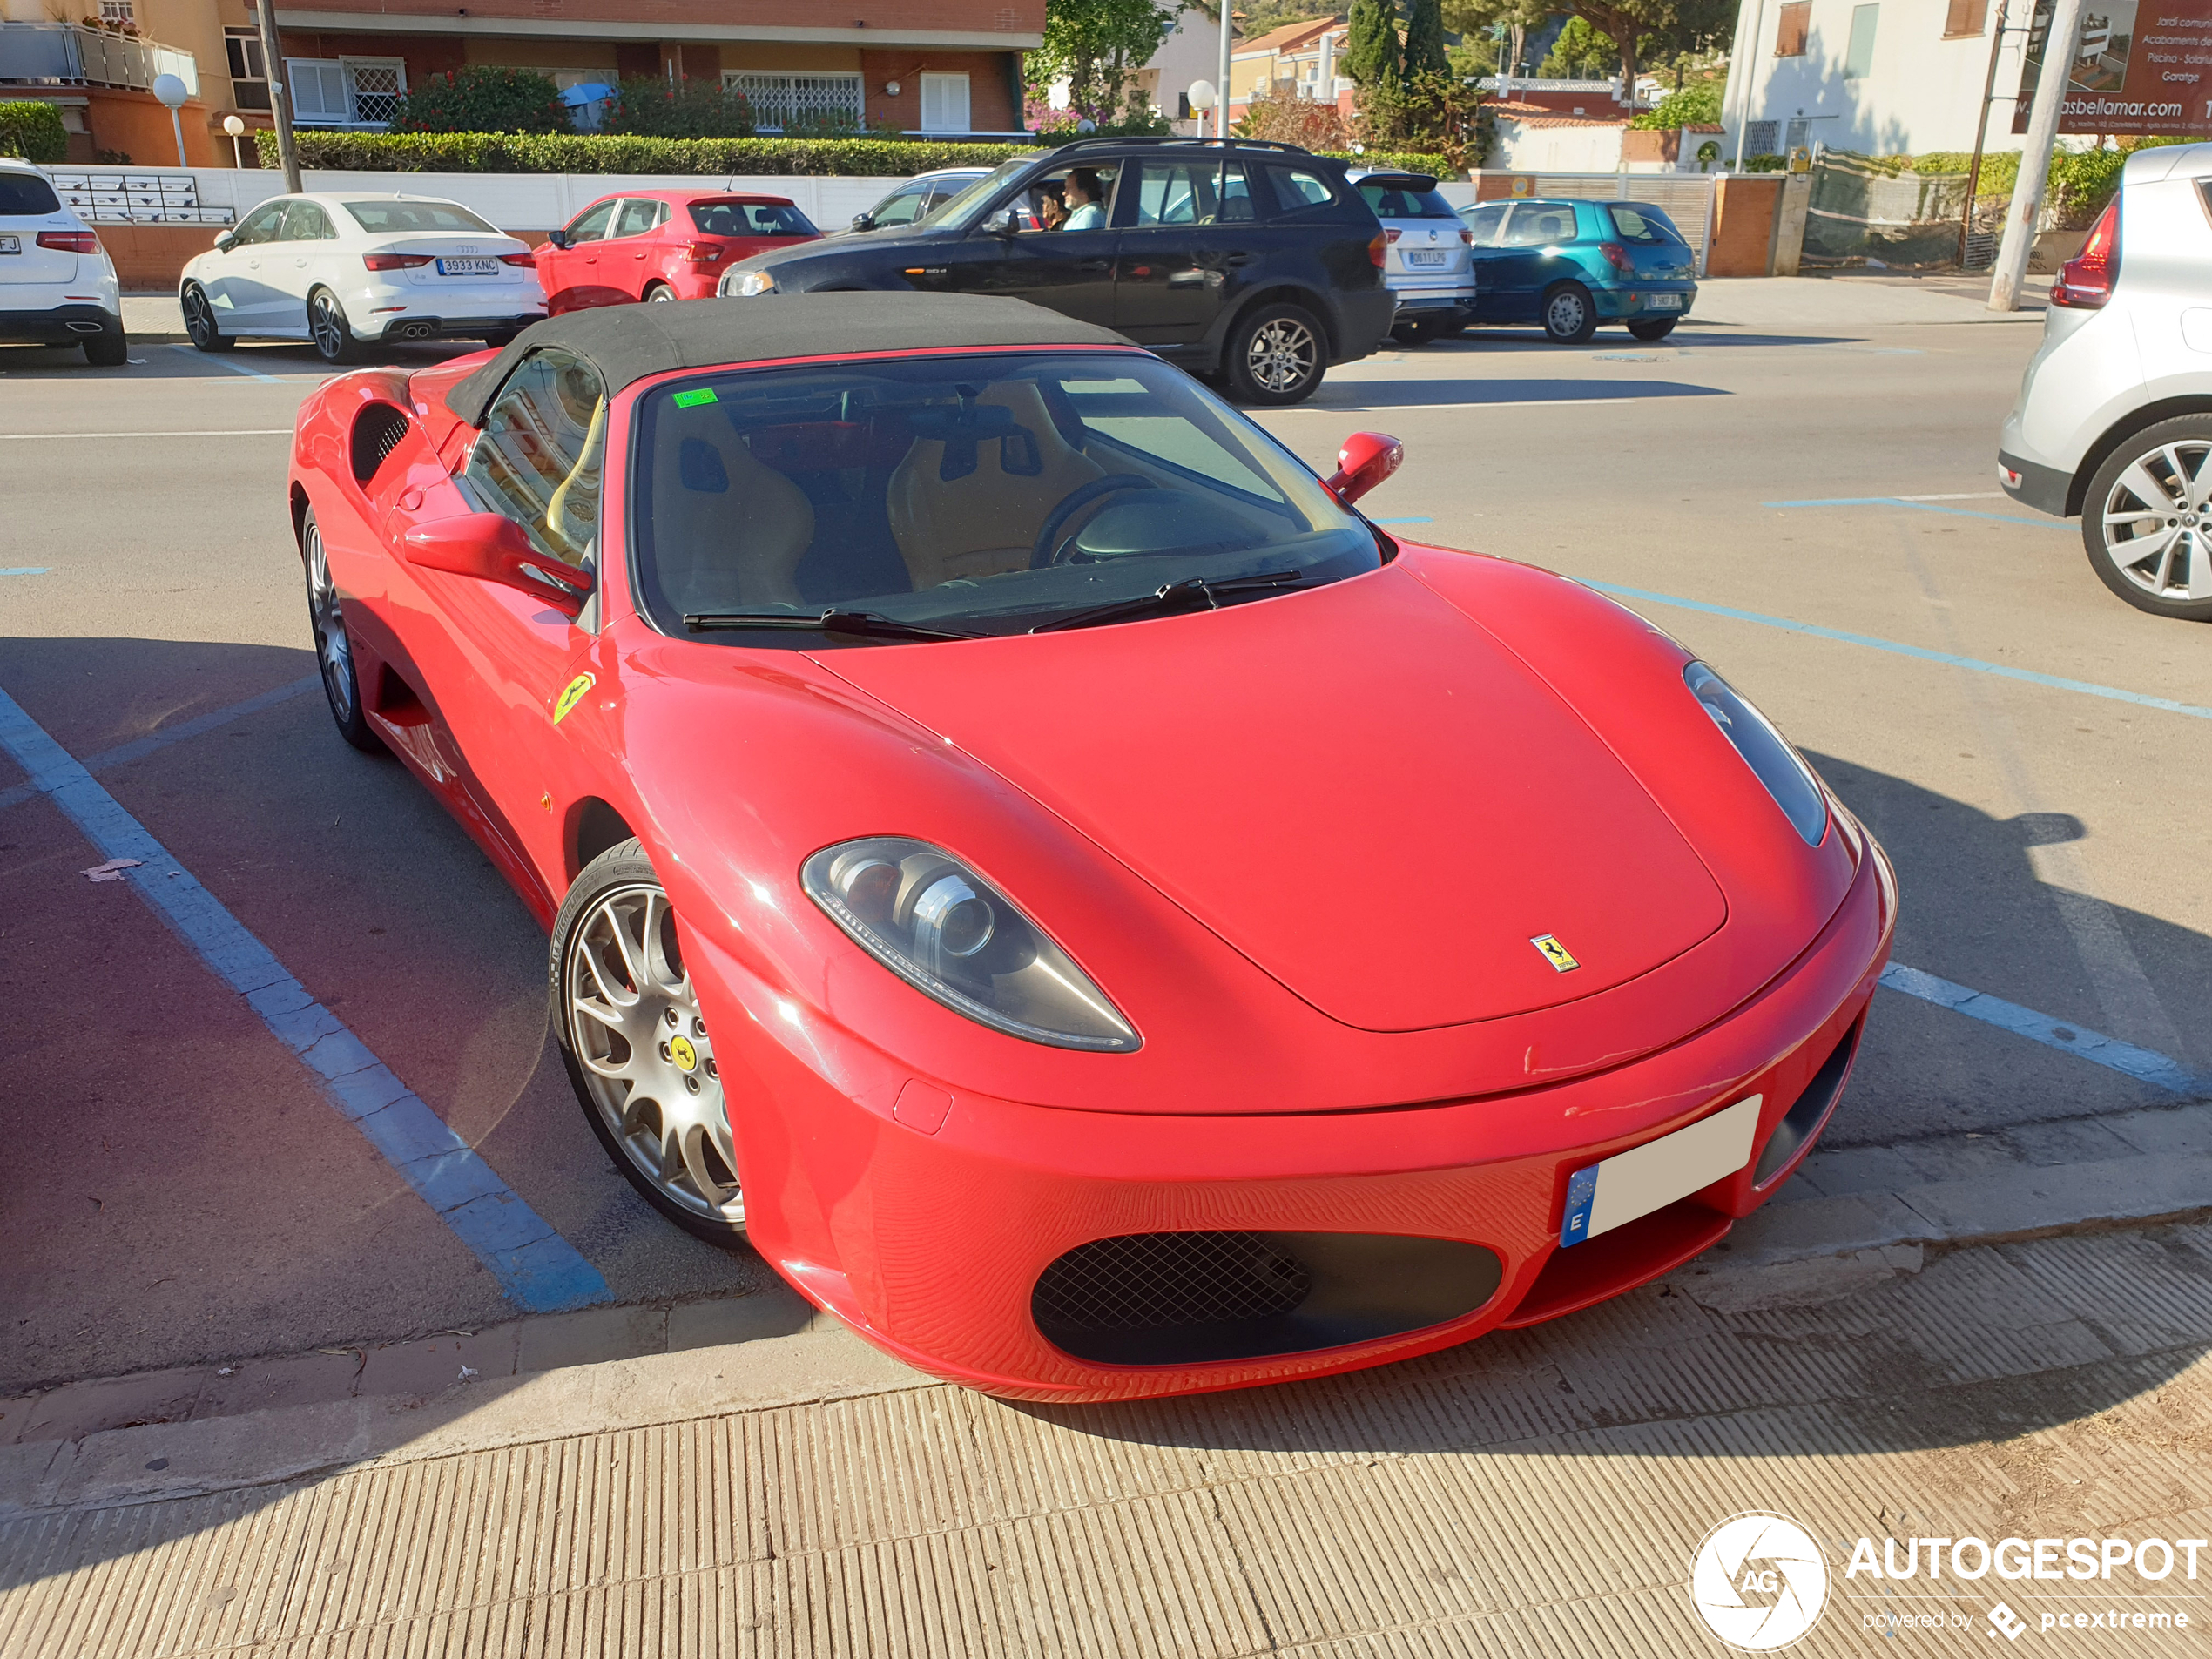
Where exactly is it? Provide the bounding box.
[1042,136,1316,158]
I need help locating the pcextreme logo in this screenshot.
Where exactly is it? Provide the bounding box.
[1690,1512,1831,1650]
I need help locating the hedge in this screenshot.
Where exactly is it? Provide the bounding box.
[258,127,1457,180]
[0,99,70,165]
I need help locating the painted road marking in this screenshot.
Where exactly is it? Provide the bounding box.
[0,674,320,817]
[1761,496,2066,529]
[0,429,290,441]
[165,343,295,384]
[0,682,614,1314]
[1881,962,2209,1096]
[1,568,51,576]
[1582,580,2212,724]
[1288,397,1642,412]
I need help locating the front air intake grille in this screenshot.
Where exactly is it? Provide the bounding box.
[351,402,412,485]
[1035,1231,1312,1332]
[1033,1230,1503,1367]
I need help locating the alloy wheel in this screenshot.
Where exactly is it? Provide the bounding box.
[1244,316,1318,395]
[563,883,744,1227]
[305,517,354,725]
[2100,440,2212,603]
[310,291,351,360]
[181,284,219,347]
[646,285,676,302]
[1546,289,1588,339]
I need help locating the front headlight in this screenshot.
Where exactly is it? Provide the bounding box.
[726,269,775,297]
[1684,663,1829,846]
[802,838,1139,1052]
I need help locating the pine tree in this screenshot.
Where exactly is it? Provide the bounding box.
[1402,0,1450,79]
[1342,0,1402,87]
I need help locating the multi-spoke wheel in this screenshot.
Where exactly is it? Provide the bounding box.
[303,510,381,752]
[180,281,233,352]
[1224,302,1325,405]
[552,843,746,1241]
[307,287,363,365]
[2083,417,2212,620]
[1541,282,1597,345]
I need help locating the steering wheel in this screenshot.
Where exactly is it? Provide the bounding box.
[1030,475,1157,568]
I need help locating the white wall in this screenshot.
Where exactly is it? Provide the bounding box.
[1719,0,2028,158]
[1148,6,1224,134]
[1492,119,1630,172]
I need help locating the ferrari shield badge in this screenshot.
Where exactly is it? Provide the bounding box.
[668,1035,698,1072]
[1530,934,1580,973]
[552,672,594,725]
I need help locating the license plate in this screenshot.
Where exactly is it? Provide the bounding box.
[0,235,17,255]
[436,257,498,276]
[1406,250,1447,266]
[1649,292,1685,310]
[1558,1096,1761,1247]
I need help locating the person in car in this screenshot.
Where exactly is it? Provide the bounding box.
[1036,190,1068,232]
[1060,170,1105,230]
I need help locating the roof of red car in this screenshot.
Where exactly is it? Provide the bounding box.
[577,187,798,206]
[448,293,1132,428]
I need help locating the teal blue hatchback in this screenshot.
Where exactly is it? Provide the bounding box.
[1457,198,1698,344]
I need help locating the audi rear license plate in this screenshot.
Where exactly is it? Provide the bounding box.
[0,235,18,254]
[1406,250,1447,266]
[1557,1096,1761,1247]
[1650,292,1685,310]
[436,257,499,276]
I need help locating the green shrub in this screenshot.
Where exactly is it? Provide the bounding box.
[393,66,571,135]
[599,76,756,139]
[1742,152,1787,172]
[1629,84,1722,131]
[0,99,70,165]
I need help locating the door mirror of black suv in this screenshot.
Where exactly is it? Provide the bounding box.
[850,212,875,232]
[979,206,1018,237]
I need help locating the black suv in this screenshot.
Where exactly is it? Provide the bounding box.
[717,138,1394,405]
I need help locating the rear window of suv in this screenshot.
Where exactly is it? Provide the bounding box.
[0,172,63,216]
[1264,163,1366,221]
[1358,179,1459,219]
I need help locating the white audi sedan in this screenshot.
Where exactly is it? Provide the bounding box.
[179,192,545,364]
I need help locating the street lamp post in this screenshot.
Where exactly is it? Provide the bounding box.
[1216,3,1232,138]
[256,0,302,194]
[1187,79,1217,138]
[152,72,190,169]
[1989,0,2087,310]
[223,113,246,170]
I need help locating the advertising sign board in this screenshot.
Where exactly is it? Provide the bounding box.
[2013,0,2212,134]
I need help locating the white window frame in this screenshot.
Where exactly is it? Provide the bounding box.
[285,56,407,128]
[918,71,971,134]
[724,71,863,132]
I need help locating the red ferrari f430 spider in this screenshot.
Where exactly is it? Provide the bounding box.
[287,293,1894,1401]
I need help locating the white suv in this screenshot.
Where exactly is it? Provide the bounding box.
[1999,141,2212,619]
[0,157,125,366]
[1348,168,1477,347]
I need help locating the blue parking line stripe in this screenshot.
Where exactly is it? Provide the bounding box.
[2,568,51,576]
[1581,580,2212,724]
[0,682,614,1314]
[1761,496,2066,529]
[1880,961,2209,1096]
[166,342,292,384]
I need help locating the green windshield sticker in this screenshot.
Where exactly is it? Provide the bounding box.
[672,388,718,408]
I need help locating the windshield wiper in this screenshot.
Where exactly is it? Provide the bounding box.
[683,609,980,642]
[1029,569,1319,634]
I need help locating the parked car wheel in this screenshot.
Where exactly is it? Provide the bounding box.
[302,509,381,752]
[307,288,363,365]
[1627,317,1678,341]
[180,281,233,353]
[2082,416,2212,620]
[550,841,748,1244]
[645,283,677,302]
[1224,302,1325,405]
[82,322,127,367]
[1541,283,1598,345]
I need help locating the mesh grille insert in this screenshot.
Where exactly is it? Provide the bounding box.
[351,402,412,485]
[1033,1231,1312,1332]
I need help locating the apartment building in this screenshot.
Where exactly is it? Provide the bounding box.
[1,0,268,163]
[1224,16,1352,125]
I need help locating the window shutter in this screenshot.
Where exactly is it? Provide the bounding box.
[286,59,349,121]
[919,72,970,134]
[1943,0,1986,34]
[1773,2,1812,55]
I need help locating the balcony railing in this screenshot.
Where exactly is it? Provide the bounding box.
[0,22,199,98]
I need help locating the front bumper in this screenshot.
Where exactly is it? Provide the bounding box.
[0,302,122,345]
[690,823,1896,1402]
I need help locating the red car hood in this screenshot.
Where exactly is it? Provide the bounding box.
[820,563,1726,1033]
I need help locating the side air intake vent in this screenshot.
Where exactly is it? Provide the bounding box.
[351,402,413,485]
[1033,1230,1502,1367]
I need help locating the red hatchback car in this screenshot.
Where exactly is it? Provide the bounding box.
[535,190,819,312]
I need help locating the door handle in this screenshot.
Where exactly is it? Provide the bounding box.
[1074,259,1110,271]
[1221,253,1253,266]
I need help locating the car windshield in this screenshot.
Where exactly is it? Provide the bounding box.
[0,172,62,216]
[691,199,816,237]
[343,200,497,234]
[630,351,1382,643]
[921,158,1036,229]
[1358,179,1458,219]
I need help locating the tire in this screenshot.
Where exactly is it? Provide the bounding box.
[1223,301,1326,405]
[1628,317,1678,341]
[644,283,676,303]
[1541,282,1598,345]
[82,324,128,367]
[2081,415,2212,621]
[301,509,382,752]
[180,281,233,352]
[550,840,748,1244]
[307,287,364,365]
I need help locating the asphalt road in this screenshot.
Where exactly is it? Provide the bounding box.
[3,293,2206,1399]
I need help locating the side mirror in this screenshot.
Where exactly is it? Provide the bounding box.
[1324,431,1404,506]
[212,229,235,252]
[979,206,1017,236]
[850,212,874,232]
[402,512,594,620]
[544,228,570,250]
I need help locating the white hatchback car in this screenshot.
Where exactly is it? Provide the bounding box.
[179,192,545,364]
[0,156,125,366]
[1999,141,2212,619]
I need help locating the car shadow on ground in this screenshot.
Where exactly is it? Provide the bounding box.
[1297,376,1730,410]
[1427,327,1863,352]
[0,339,483,382]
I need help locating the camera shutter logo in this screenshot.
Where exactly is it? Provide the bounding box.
[1689,1512,1830,1650]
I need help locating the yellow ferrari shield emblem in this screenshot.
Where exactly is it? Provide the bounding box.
[668,1034,697,1072]
[1530,934,1579,973]
[552,672,594,725]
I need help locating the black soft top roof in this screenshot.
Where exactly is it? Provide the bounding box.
[447,293,1132,427]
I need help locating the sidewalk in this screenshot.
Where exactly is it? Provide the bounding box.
[1691,274,2047,331]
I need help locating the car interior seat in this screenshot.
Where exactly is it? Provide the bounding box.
[887,381,1103,588]
[649,406,817,610]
